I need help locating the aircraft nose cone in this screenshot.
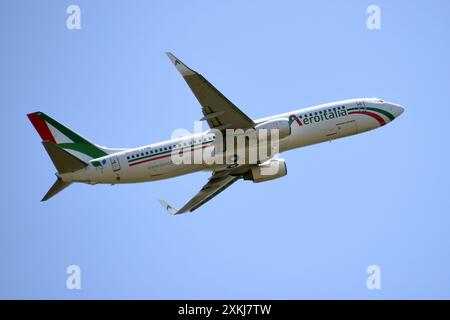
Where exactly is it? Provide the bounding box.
[390,103,404,118]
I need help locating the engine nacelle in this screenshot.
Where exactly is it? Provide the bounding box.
[243,159,287,183]
[255,119,291,140]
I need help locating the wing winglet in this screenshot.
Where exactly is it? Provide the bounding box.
[158,199,179,215]
[165,52,195,76]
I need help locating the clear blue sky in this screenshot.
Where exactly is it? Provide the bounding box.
[1,0,450,299]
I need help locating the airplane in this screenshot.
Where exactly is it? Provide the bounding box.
[27,52,404,214]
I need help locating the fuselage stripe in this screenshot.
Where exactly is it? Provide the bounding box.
[347,107,394,121]
[348,111,386,126]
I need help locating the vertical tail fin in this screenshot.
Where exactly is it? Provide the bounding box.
[27,111,109,162]
[28,111,106,201]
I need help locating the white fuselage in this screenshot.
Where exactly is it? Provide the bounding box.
[59,98,404,185]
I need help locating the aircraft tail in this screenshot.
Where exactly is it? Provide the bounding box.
[27,111,109,201]
[27,111,112,163]
[41,141,88,174]
[42,178,72,202]
[38,141,88,201]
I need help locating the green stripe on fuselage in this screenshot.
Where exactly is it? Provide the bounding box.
[347,107,395,121]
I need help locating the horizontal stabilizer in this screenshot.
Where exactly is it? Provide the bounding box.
[42,178,72,201]
[42,141,87,174]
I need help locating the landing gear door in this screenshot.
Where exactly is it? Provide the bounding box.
[110,156,121,172]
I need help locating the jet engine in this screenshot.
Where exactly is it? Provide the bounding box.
[243,159,287,183]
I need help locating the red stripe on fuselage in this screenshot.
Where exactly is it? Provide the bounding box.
[27,112,56,143]
[129,144,213,167]
[348,111,386,126]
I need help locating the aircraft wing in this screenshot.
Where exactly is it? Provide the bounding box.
[159,170,241,215]
[166,52,255,131]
